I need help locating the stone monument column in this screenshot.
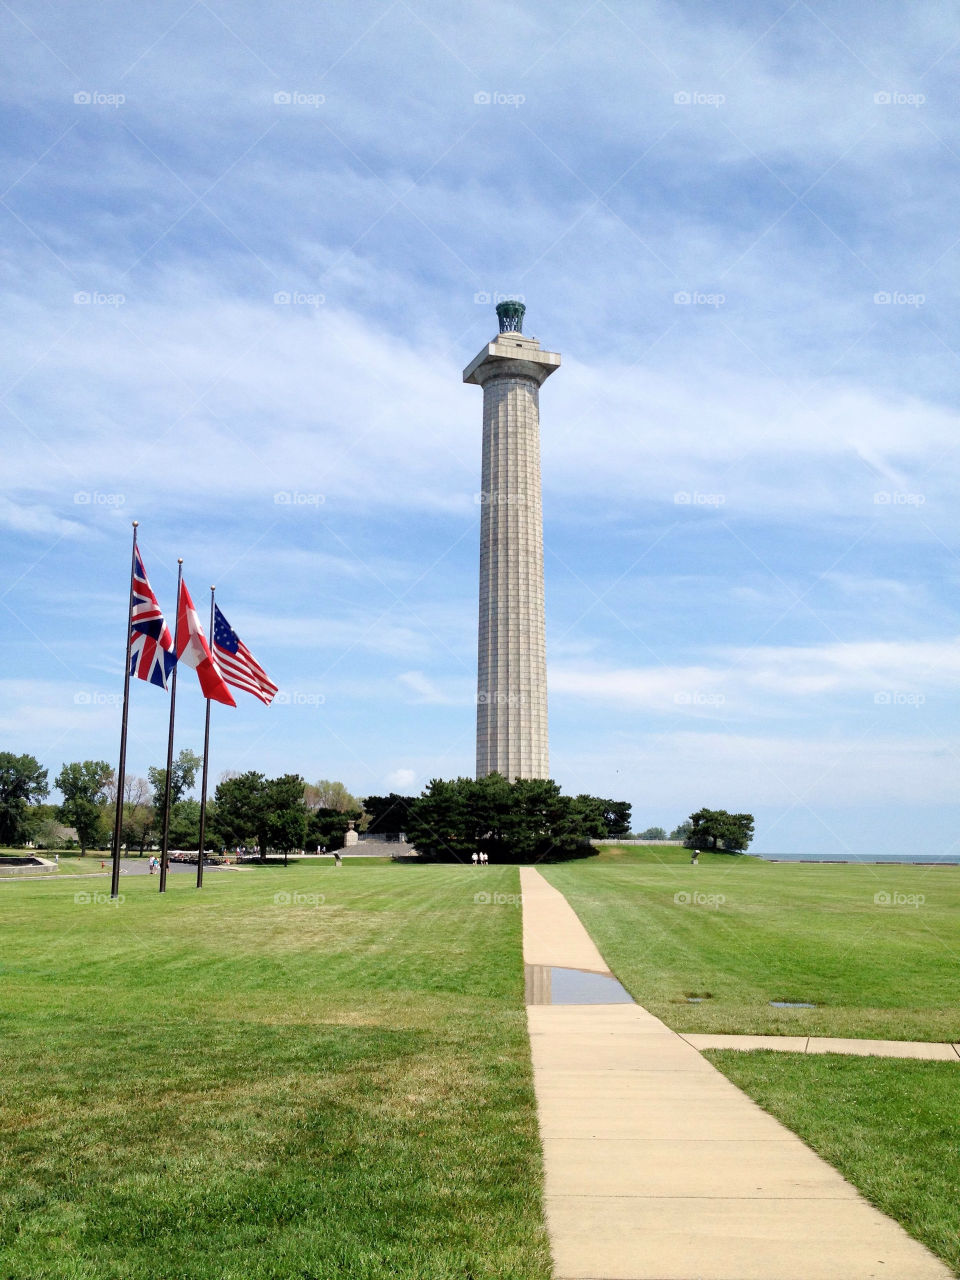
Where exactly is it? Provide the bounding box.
[464,301,560,780]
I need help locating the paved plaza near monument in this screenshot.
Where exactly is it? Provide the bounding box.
[520,867,951,1280]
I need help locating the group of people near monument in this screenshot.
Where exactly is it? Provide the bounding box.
[471,851,490,865]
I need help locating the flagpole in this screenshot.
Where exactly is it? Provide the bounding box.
[196,585,215,889]
[159,558,183,894]
[110,521,139,901]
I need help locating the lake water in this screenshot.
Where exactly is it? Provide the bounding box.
[753,852,960,865]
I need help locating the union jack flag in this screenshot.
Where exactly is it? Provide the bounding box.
[129,548,176,689]
[213,604,277,705]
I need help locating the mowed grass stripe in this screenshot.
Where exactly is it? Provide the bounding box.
[1,864,550,1280]
[543,846,960,1041]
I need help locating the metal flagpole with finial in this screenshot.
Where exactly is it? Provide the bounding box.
[158,558,183,894]
[110,520,139,900]
[196,585,216,889]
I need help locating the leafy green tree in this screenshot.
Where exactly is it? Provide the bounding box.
[0,752,49,846]
[361,793,416,836]
[55,760,113,856]
[602,800,632,837]
[307,807,363,852]
[508,779,592,861]
[304,780,359,813]
[568,795,632,840]
[104,775,154,854]
[167,799,201,849]
[212,772,307,860]
[212,771,266,850]
[33,815,67,849]
[120,777,154,854]
[471,772,515,857]
[638,826,667,840]
[406,775,595,864]
[148,748,203,819]
[405,777,472,862]
[687,808,755,853]
[571,794,610,838]
[200,800,218,851]
[263,774,308,862]
[669,820,693,841]
[22,801,58,846]
[26,803,69,849]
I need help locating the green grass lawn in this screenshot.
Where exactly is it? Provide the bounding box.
[0,864,550,1280]
[543,848,960,1274]
[543,844,960,1040]
[707,1051,960,1276]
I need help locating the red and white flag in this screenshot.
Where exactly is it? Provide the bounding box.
[176,580,236,706]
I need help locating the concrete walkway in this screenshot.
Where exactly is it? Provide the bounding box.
[519,867,952,1280]
[683,1032,960,1061]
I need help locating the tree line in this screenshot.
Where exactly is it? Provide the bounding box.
[0,751,632,861]
[632,810,754,852]
[0,750,364,857]
[2,749,749,860]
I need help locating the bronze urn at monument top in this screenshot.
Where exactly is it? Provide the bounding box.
[463,302,560,781]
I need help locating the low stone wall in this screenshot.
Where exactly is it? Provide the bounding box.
[0,856,57,876]
[589,838,683,846]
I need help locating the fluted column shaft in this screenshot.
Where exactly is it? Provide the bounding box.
[464,331,560,781]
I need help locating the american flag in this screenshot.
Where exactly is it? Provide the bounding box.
[212,604,277,705]
[129,548,176,689]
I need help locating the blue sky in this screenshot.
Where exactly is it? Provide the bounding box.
[2,0,960,852]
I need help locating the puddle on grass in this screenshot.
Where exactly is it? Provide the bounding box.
[770,1001,818,1009]
[525,965,635,1006]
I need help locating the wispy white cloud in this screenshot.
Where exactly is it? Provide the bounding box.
[0,497,88,541]
[552,637,960,712]
[554,728,960,809]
